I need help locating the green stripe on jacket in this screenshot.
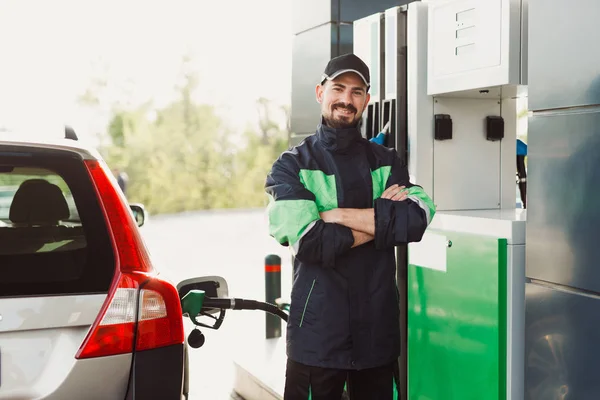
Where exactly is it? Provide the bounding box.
[299,169,338,212]
[268,169,339,246]
[371,166,392,201]
[267,195,319,246]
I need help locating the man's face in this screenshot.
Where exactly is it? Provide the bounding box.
[316,72,370,129]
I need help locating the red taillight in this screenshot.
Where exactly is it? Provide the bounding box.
[76,160,184,359]
[134,276,185,350]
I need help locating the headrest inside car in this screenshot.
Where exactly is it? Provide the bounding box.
[9,179,70,225]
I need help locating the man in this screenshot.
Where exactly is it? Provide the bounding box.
[265,53,435,400]
[113,169,129,197]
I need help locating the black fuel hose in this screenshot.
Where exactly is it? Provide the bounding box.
[202,297,289,322]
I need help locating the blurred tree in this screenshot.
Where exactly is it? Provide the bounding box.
[231,98,289,208]
[88,56,289,215]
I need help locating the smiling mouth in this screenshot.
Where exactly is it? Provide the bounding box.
[335,108,355,116]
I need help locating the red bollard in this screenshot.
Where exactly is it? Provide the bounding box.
[265,254,282,339]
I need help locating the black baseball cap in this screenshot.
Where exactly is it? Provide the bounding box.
[320,53,370,89]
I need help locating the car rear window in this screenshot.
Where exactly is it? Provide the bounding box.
[0,146,115,297]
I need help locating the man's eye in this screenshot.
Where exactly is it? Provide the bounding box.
[353,91,363,96]
[333,87,342,92]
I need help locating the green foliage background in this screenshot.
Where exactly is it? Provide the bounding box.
[92,62,289,215]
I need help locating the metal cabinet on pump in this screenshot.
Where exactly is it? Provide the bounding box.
[426,0,527,96]
[404,1,528,400]
[411,0,528,212]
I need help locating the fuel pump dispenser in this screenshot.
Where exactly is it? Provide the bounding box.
[408,2,527,399]
[353,12,385,141]
[382,6,408,158]
[357,1,529,399]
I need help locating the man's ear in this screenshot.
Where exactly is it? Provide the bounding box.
[316,84,324,103]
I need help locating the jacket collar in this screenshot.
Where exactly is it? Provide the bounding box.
[316,117,362,152]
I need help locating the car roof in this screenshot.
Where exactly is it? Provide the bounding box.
[0,129,101,160]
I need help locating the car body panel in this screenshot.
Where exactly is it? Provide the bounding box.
[0,295,132,399]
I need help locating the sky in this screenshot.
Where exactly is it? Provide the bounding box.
[0,0,293,142]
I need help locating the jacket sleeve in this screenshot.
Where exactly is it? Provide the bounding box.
[265,154,355,268]
[373,155,436,250]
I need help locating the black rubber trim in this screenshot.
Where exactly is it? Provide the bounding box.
[125,344,185,400]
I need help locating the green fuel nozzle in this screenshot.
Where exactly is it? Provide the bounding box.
[181,289,205,325]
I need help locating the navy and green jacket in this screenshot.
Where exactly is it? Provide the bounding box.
[265,121,435,370]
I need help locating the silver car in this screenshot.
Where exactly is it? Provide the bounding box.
[0,129,189,399]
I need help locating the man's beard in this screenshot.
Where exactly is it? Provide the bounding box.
[323,103,360,129]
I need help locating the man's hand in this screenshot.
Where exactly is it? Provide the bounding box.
[351,229,373,248]
[319,209,341,224]
[381,184,408,201]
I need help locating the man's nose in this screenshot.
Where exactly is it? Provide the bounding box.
[341,90,353,104]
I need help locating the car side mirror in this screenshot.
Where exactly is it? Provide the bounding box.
[129,203,146,227]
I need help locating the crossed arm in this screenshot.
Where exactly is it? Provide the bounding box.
[320,184,408,247]
[266,153,434,267]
